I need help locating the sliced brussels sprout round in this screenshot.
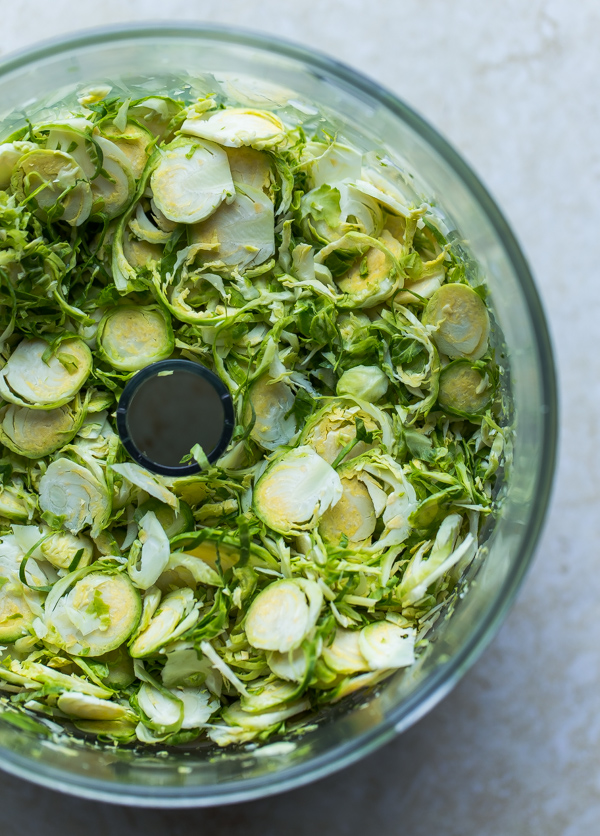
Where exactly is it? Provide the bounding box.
[423,283,490,360]
[336,230,403,308]
[336,365,389,404]
[12,524,93,571]
[0,536,43,642]
[182,108,286,149]
[12,148,92,226]
[136,498,193,540]
[97,305,174,371]
[301,400,393,464]
[0,487,33,523]
[39,458,111,537]
[0,141,36,188]
[188,182,274,271]
[221,698,310,732]
[240,678,299,714]
[136,682,183,734]
[45,570,141,656]
[322,628,370,675]
[246,374,296,451]
[299,183,383,245]
[150,139,234,224]
[57,691,131,721]
[90,136,135,219]
[319,473,377,545]
[129,587,196,658]
[100,120,154,180]
[0,338,92,409]
[358,622,416,670]
[127,511,171,590]
[438,359,493,418]
[245,578,322,653]
[253,446,342,534]
[266,646,309,683]
[174,686,219,728]
[0,399,86,458]
[225,146,272,191]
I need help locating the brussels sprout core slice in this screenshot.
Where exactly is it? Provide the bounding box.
[45,571,141,656]
[0,339,92,409]
[423,283,490,360]
[151,139,234,224]
[0,400,84,458]
[182,109,286,149]
[97,306,174,371]
[438,360,493,417]
[39,458,111,537]
[319,475,376,545]
[13,148,92,226]
[322,629,370,675]
[253,446,342,534]
[336,365,389,403]
[358,622,416,670]
[247,374,296,451]
[189,182,274,271]
[245,578,322,653]
[57,691,131,720]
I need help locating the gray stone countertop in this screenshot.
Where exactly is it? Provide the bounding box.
[0,2,596,834]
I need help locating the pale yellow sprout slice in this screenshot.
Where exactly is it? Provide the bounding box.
[45,571,141,656]
[253,446,342,534]
[245,578,322,653]
[358,621,416,670]
[423,283,490,360]
[150,139,234,224]
[97,305,173,371]
[0,338,92,409]
[181,108,286,149]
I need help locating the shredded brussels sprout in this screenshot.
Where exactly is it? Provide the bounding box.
[0,82,506,750]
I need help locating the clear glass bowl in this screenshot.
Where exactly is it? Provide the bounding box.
[0,24,557,807]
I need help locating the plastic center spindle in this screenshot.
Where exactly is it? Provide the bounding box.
[116,359,235,476]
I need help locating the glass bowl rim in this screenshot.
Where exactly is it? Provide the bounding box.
[0,21,558,807]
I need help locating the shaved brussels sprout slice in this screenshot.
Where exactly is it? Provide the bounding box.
[0,536,44,642]
[301,399,393,464]
[253,447,342,534]
[182,108,285,149]
[245,578,322,653]
[225,146,272,191]
[335,230,403,307]
[423,283,490,360]
[246,374,296,451]
[39,458,111,537]
[130,587,197,658]
[0,398,86,458]
[0,339,92,409]
[299,183,382,245]
[12,524,93,571]
[12,148,92,226]
[150,138,234,224]
[322,629,370,675]
[97,305,174,371]
[438,359,493,417]
[100,120,154,180]
[220,697,310,732]
[319,473,377,545]
[336,365,389,403]
[90,136,135,219]
[110,463,178,510]
[189,182,274,271]
[358,622,416,670]
[45,568,141,656]
[57,691,132,721]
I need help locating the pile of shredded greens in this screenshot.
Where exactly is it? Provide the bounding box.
[0,84,506,748]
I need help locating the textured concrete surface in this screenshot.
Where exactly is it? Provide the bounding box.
[0,2,597,834]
